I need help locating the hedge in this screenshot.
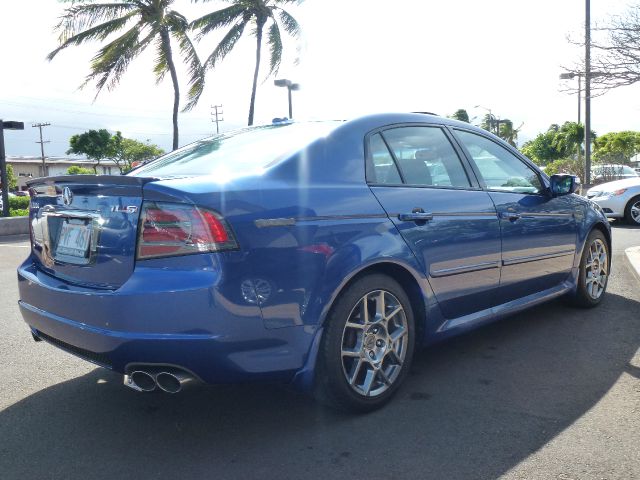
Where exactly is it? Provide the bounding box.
[8,196,30,210]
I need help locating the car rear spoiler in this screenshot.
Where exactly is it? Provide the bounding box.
[26,175,159,188]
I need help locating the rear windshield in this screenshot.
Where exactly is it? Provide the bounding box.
[129,121,342,179]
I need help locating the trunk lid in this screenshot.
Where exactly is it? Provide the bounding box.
[28,175,155,289]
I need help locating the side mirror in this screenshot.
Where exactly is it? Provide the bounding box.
[549,174,580,196]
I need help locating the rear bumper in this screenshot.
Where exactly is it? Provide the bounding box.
[17,255,316,385]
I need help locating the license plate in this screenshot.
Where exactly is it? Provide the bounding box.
[55,221,91,263]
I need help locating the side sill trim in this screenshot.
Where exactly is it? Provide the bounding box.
[502,250,575,266]
[430,260,501,278]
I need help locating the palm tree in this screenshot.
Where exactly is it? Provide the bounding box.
[552,122,596,158]
[48,0,204,150]
[497,120,523,147]
[449,109,470,123]
[191,0,302,126]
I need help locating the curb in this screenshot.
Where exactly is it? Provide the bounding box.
[625,246,640,282]
[0,216,29,236]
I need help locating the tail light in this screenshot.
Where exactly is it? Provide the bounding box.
[137,202,238,260]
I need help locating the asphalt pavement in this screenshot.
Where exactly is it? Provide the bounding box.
[0,224,639,480]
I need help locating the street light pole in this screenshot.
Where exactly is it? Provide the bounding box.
[474,105,495,134]
[274,79,300,119]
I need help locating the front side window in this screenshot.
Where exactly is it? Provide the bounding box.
[380,127,471,188]
[455,130,542,194]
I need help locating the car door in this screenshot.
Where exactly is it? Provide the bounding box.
[452,129,577,302]
[367,125,502,319]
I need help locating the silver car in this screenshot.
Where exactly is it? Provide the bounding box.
[587,177,640,225]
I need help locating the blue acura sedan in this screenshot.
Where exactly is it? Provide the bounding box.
[18,113,611,411]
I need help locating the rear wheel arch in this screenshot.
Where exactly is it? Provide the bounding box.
[321,261,427,345]
[589,222,611,266]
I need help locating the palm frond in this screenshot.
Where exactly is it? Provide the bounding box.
[48,12,136,60]
[204,21,247,69]
[54,2,137,41]
[190,4,246,39]
[153,36,169,84]
[172,29,205,111]
[82,23,154,95]
[276,8,301,37]
[266,22,283,77]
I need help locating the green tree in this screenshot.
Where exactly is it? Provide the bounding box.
[480,113,496,134]
[67,129,113,173]
[552,122,592,158]
[48,0,204,150]
[593,131,640,164]
[521,129,563,165]
[116,138,165,172]
[67,165,95,175]
[449,109,470,123]
[6,165,18,191]
[192,0,302,125]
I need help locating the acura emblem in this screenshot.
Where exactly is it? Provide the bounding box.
[62,187,73,206]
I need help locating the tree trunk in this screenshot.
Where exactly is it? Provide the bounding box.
[248,20,265,126]
[161,28,180,150]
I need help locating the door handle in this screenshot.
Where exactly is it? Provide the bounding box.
[500,212,521,222]
[398,208,433,223]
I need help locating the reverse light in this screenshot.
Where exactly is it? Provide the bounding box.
[137,202,238,260]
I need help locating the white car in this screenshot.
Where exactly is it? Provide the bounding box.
[587,177,640,225]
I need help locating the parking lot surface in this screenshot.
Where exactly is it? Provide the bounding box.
[1,225,639,480]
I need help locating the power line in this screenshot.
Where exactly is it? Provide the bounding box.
[32,122,51,176]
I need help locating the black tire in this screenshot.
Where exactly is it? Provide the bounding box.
[566,229,610,308]
[624,195,640,226]
[314,274,415,412]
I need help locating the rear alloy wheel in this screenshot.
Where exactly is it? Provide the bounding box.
[624,195,640,226]
[567,229,610,308]
[315,274,415,412]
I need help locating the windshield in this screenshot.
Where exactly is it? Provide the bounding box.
[129,121,342,179]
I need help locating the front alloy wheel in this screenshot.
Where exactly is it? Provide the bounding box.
[566,229,610,308]
[584,238,608,300]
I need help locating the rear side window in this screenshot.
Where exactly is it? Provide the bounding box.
[369,133,402,184]
[380,127,471,188]
[455,130,542,194]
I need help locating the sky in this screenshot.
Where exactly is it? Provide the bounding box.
[1,0,639,157]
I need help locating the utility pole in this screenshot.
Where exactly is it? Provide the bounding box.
[584,0,592,185]
[211,105,224,134]
[32,122,51,177]
[1,120,25,217]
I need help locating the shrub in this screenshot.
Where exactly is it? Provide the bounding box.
[8,196,30,210]
[10,208,29,217]
[544,157,583,178]
[67,165,94,175]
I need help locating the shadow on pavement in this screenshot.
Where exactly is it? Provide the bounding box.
[1,292,639,480]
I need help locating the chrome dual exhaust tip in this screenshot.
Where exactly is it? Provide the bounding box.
[156,370,193,394]
[126,370,157,392]
[124,367,195,393]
